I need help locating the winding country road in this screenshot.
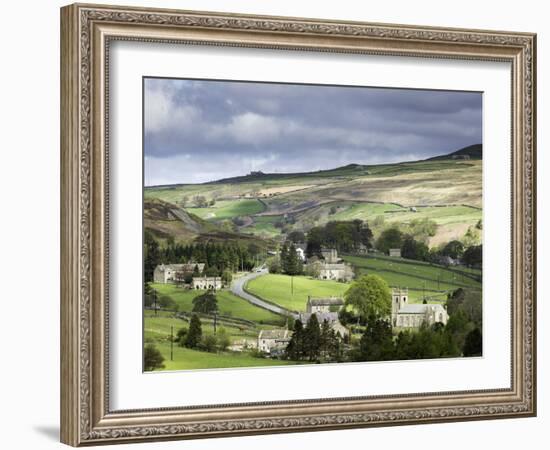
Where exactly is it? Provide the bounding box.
[230,269,298,318]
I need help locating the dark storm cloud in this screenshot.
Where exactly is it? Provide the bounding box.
[144,78,482,186]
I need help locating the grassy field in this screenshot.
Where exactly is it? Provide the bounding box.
[246,274,349,312]
[188,199,265,221]
[144,311,260,343]
[151,283,283,325]
[342,255,481,300]
[149,341,295,371]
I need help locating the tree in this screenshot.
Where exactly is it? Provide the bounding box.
[144,230,161,282]
[281,242,302,276]
[176,327,188,347]
[193,195,208,208]
[462,245,482,268]
[200,334,218,353]
[285,319,305,360]
[144,344,165,371]
[463,328,482,356]
[267,257,281,274]
[184,314,203,348]
[217,327,231,351]
[401,236,429,261]
[192,291,218,314]
[355,319,394,361]
[441,240,464,260]
[344,275,391,322]
[221,269,233,285]
[305,260,322,278]
[287,230,306,243]
[303,314,321,361]
[376,227,403,254]
[179,195,189,208]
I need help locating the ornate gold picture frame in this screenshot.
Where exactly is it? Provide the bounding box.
[60,3,536,446]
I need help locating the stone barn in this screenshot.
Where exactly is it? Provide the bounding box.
[153,263,205,284]
[257,329,292,354]
[192,276,222,290]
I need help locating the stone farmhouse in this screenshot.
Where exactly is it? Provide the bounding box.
[321,248,339,263]
[192,276,223,290]
[306,296,344,313]
[391,288,449,328]
[257,329,292,355]
[153,263,205,284]
[318,263,354,281]
[317,248,354,282]
[298,296,348,337]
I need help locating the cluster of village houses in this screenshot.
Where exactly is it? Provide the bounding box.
[152,246,449,356]
[257,288,448,355]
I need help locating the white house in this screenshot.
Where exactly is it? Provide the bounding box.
[257,329,292,354]
[153,263,205,284]
[295,247,306,261]
[192,276,222,290]
[391,288,449,328]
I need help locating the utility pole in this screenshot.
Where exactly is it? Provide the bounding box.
[213,311,218,334]
[170,326,174,361]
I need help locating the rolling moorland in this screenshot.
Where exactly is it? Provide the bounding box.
[143,144,483,370]
[145,144,482,248]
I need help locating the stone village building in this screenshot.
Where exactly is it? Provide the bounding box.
[153,263,205,284]
[192,276,223,291]
[298,296,348,337]
[316,248,354,282]
[391,288,449,328]
[257,329,292,355]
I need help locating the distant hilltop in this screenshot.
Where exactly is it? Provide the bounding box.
[425,144,482,161]
[145,143,482,188]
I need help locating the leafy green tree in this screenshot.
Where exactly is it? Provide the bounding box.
[287,230,306,243]
[401,236,429,261]
[376,227,403,254]
[193,195,208,208]
[144,344,165,371]
[441,240,465,260]
[176,327,188,347]
[221,269,233,285]
[184,314,203,348]
[216,327,231,351]
[200,334,218,353]
[267,257,281,274]
[463,328,482,356]
[344,275,391,322]
[192,291,218,314]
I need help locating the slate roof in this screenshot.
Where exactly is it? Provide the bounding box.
[398,304,446,314]
[258,329,292,340]
[308,297,344,306]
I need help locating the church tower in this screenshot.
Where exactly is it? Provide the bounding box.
[391,288,408,325]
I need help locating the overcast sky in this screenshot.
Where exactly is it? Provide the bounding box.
[144,78,482,186]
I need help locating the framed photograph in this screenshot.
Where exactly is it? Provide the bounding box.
[60,3,536,446]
